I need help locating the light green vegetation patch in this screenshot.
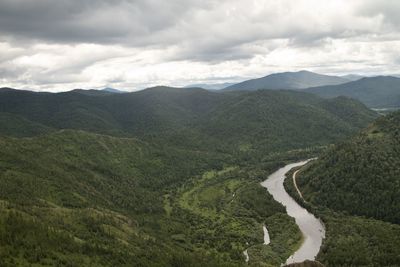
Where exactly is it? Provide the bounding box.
[176,166,304,266]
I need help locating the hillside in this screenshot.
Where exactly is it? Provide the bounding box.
[280,111,400,267]
[0,86,379,266]
[0,130,228,266]
[297,111,400,223]
[0,87,377,154]
[306,76,400,108]
[184,82,236,90]
[340,74,364,81]
[223,71,349,91]
[203,91,377,153]
[0,129,315,266]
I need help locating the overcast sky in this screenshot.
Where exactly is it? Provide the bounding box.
[0,0,399,91]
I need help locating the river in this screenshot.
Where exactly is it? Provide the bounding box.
[260,160,325,265]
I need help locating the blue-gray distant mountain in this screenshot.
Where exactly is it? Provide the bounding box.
[340,74,364,81]
[67,87,126,96]
[306,76,400,108]
[184,82,236,90]
[223,70,350,91]
[102,87,125,93]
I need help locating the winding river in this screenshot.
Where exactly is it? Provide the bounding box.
[261,160,325,265]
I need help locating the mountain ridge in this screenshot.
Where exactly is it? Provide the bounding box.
[0,86,377,153]
[223,70,350,91]
[306,76,400,108]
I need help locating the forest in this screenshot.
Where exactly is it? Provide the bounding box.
[285,111,400,266]
[0,87,388,266]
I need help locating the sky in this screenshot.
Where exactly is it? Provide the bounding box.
[0,0,399,92]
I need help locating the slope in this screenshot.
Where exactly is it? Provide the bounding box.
[203,90,377,153]
[0,129,311,266]
[223,71,349,91]
[297,111,400,223]
[282,112,400,267]
[0,86,381,266]
[306,76,400,108]
[0,87,377,155]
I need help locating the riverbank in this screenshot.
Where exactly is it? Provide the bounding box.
[261,161,325,265]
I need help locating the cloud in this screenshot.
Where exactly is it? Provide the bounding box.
[357,0,400,30]
[0,0,399,91]
[0,0,212,45]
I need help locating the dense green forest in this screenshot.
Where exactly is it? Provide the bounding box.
[298,111,400,223]
[285,111,400,266]
[0,87,379,266]
[0,87,376,153]
[0,130,315,266]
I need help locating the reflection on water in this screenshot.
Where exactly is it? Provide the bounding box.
[261,160,325,265]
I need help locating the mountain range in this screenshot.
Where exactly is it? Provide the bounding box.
[219,71,400,108]
[1,75,400,266]
[222,70,350,91]
[0,86,377,153]
[306,76,400,108]
[4,70,400,109]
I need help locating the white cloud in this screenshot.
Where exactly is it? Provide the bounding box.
[0,0,398,91]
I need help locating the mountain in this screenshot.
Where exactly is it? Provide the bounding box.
[0,86,377,152]
[223,70,350,91]
[297,111,400,224]
[202,91,377,153]
[101,87,125,93]
[306,76,400,108]
[284,111,400,267]
[0,112,53,137]
[340,74,364,81]
[68,87,126,96]
[184,82,236,90]
[0,85,379,266]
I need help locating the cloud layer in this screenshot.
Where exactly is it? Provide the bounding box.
[0,0,399,91]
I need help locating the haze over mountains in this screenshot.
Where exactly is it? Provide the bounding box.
[306,76,400,108]
[3,70,400,110]
[184,82,236,90]
[218,70,399,108]
[222,70,351,91]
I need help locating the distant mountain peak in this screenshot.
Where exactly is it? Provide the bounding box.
[306,75,400,108]
[223,70,349,91]
[101,87,125,93]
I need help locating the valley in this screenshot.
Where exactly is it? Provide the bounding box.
[261,161,325,265]
[2,1,400,266]
[0,79,398,267]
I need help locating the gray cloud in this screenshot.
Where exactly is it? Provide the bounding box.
[0,0,399,91]
[357,0,400,30]
[0,0,211,45]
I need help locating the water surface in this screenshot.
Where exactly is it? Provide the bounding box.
[261,160,325,265]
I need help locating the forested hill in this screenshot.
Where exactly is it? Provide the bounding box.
[306,76,400,108]
[0,86,379,266]
[0,87,377,154]
[297,111,400,224]
[223,70,349,91]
